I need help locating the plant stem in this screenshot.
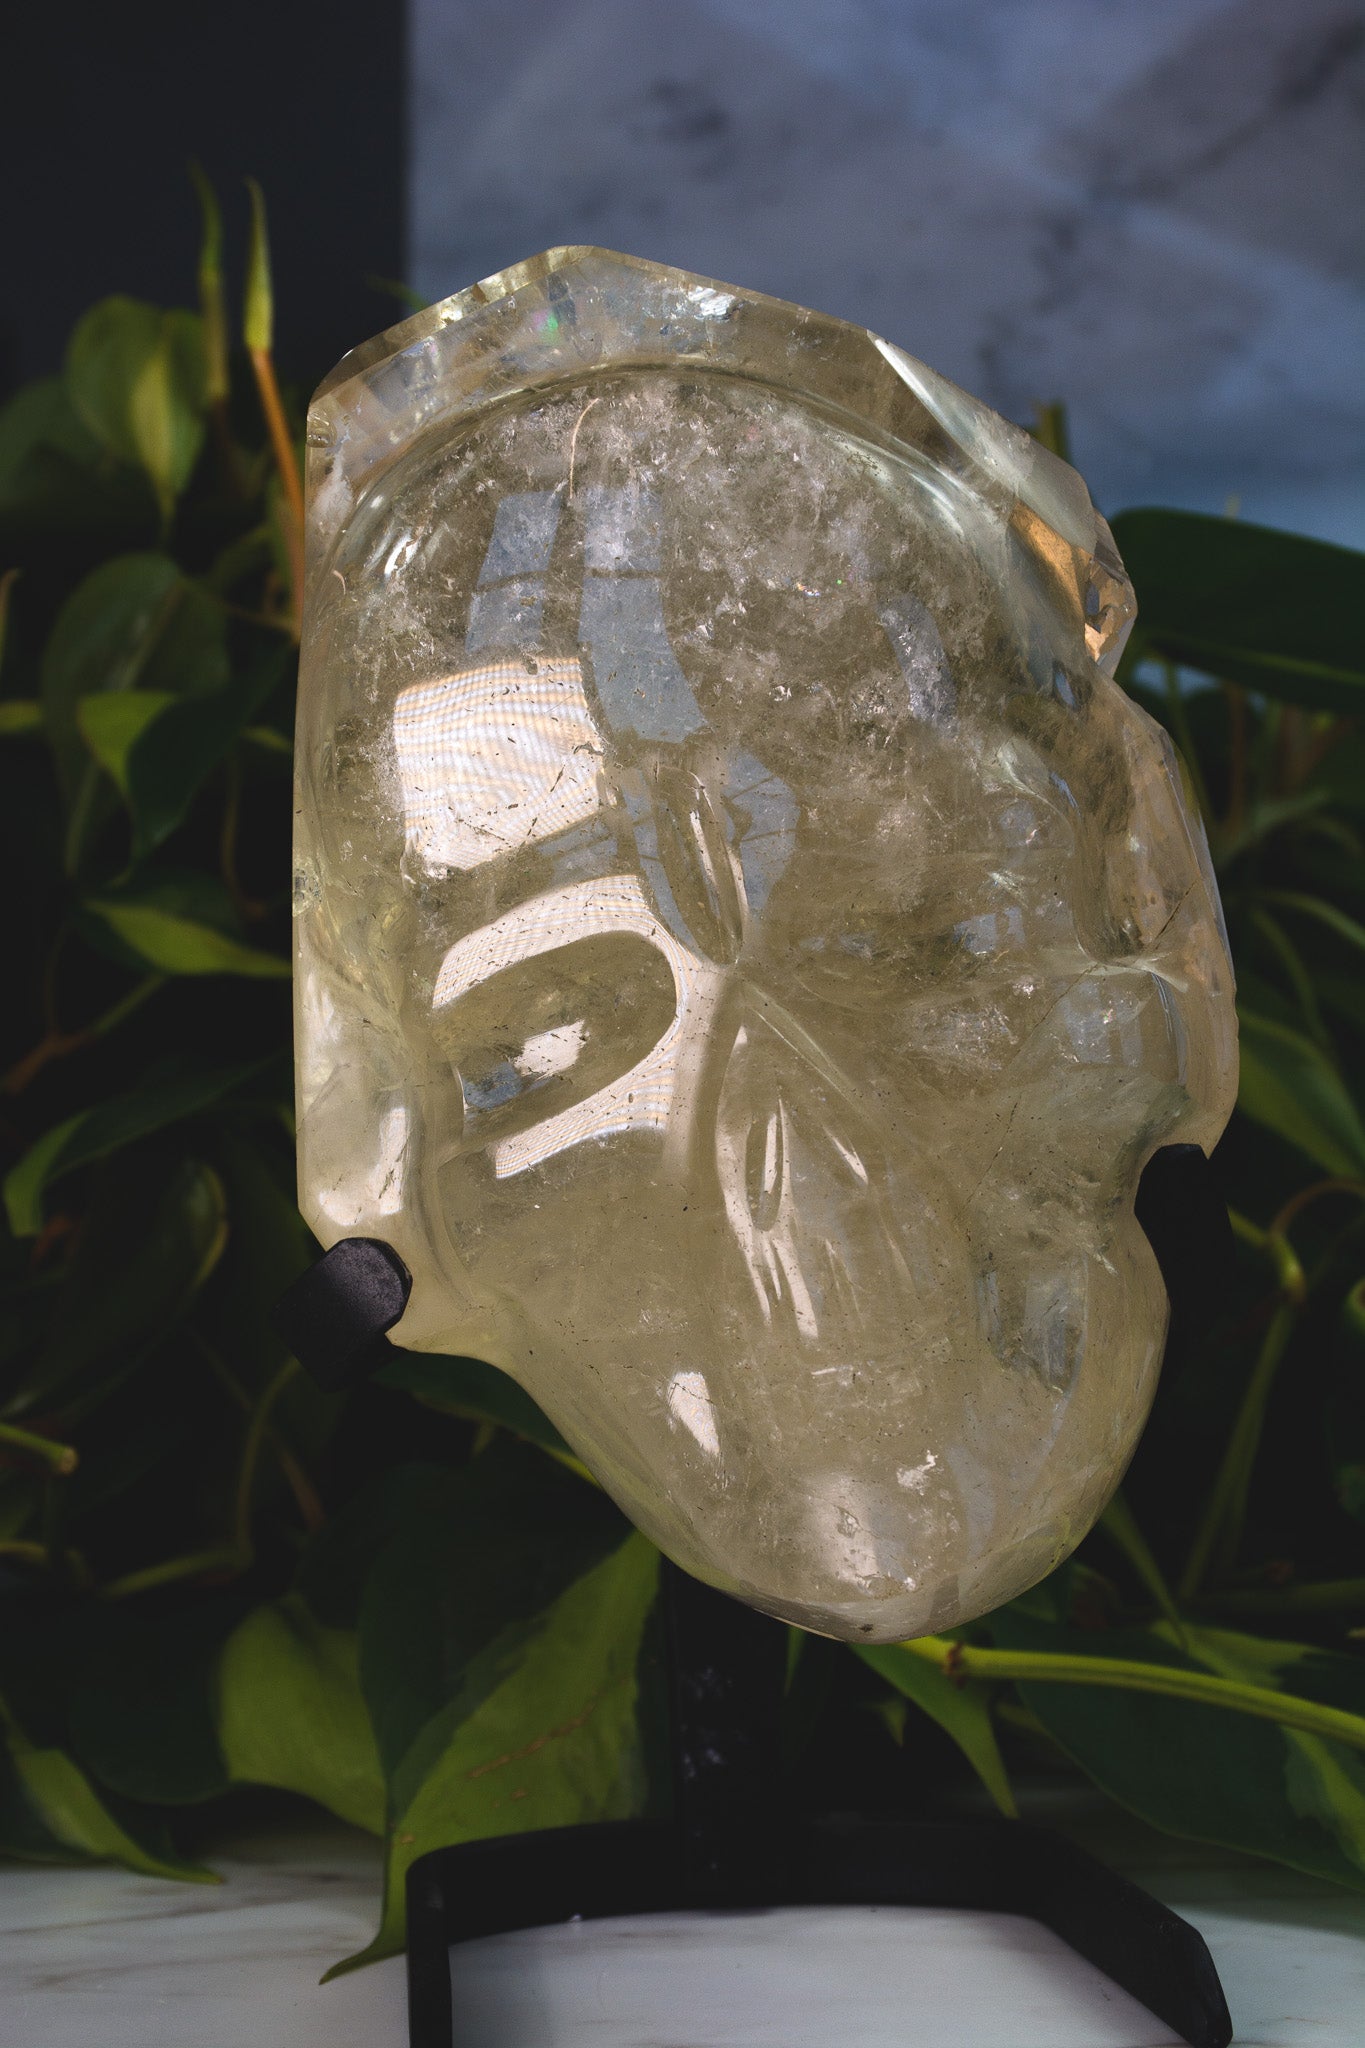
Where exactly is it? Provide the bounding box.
[1271,1177,1365,1239]
[0,1421,77,1477]
[3,975,163,1095]
[0,1539,89,1582]
[104,1545,247,1599]
[903,1635,1365,1753]
[1250,907,1330,1046]
[1179,1295,1299,1600]
[219,751,265,923]
[1098,1491,1185,1642]
[234,1355,303,1553]
[1179,1208,1306,1599]
[191,1332,324,1534]
[248,347,305,636]
[1031,402,1072,463]
[1228,1209,1306,1303]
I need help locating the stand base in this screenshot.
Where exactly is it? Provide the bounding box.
[406,1813,1232,2048]
[274,1154,1238,2048]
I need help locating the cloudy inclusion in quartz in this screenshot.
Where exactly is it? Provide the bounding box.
[294,249,1236,1643]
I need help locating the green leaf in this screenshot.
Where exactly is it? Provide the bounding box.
[67,298,207,521]
[296,1466,447,1632]
[215,1595,385,1833]
[358,1441,629,1795]
[372,1351,572,1460]
[79,645,292,855]
[3,1112,84,1232]
[77,689,175,786]
[42,556,227,766]
[0,1695,213,1881]
[40,553,228,873]
[0,700,42,736]
[207,1129,316,1385]
[1263,891,1365,962]
[1237,1008,1365,1177]
[1113,510,1365,711]
[84,891,289,979]
[243,182,274,354]
[64,1598,240,1806]
[190,165,229,405]
[855,1640,1016,1817]
[991,1609,1365,1891]
[17,1152,227,1419]
[340,1533,658,1974]
[0,377,154,547]
[0,377,102,490]
[5,1059,256,1236]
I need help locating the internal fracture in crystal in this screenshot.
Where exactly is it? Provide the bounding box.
[294,248,1237,1642]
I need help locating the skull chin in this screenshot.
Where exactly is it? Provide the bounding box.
[462,1002,1160,1645]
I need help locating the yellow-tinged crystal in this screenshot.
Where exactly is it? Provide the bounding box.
[295,248,1236,1642]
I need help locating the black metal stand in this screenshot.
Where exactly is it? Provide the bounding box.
[275,1144,1236,2048]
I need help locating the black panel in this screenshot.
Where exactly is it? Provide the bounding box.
[1,0,407,392]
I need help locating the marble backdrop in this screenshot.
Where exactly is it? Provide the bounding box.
[408,0,1364,545]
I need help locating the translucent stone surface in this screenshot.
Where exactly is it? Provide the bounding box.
[295,248,1237,1643]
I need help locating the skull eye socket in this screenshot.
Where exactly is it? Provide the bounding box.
[430,931,679,1152]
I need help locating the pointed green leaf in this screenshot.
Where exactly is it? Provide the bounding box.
[372,1351,572,1460]
[856,1641,1016,1817]
[84,896,289,978]
[77,689,175,790]
[3,1115,84,1236]
[20,1154,227,1418]
[1113,510,1365,711]
[41,553,228,873]
[215,1596,384,1832]
[78,645,291,854]
[991,1608,1365,1891]
[64,1597,240,1807]
[1237,1008,1365,1177]
[0,376,153,547]
[0,1697,214,1881]
[42,556,227,781]
[3,1060,256,1236]
[243,182,274,354]
[67,298,207,520]
[357,1441,628,1792]
[339,1534,658,1974]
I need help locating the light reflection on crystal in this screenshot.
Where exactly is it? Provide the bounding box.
[296,248,1237,1644]
[667,1370,721,1458]
[433,874,719,1178]
[393,659,603,873]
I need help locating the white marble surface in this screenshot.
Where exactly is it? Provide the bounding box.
[408,0,1365,546]
[0,1808,1362,2047]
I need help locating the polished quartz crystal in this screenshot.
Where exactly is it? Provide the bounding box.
[295,248,1237,1642]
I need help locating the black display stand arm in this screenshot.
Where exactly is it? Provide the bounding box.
[274,1143,1235,2048]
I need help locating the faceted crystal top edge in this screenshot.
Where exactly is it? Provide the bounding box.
[304,247,1127,662]
[313,245,605,402]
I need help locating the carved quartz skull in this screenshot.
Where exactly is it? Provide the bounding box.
[294,248,1236,1643]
